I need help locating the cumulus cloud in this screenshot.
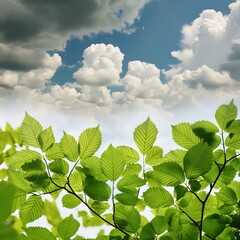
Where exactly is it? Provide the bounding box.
[121,61,168,100]
[73,44,124,86]
[0,53,61,89]
[0,0,150,50]
[165,0,240,90]
[171,65,233,89]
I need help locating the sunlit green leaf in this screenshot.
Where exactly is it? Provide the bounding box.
[46,143,64,160]
[20,112,42,147]
[140,223,156,240]
[38,127,55,151]
[134,117,158,154]
[0,182,16,221]
[203,214,229,238]
[151,215,168,234]
[89,200,110,215]
[115,203,141,233]
[68,171,84,192]
[117,175,145,194]
[172,122,200,149]
[49,159,69,175]
[122,163,142,176]
[215,186,237,205]
[20,195,44,225]
[152,162,185,186]
[6,150,42,169]
[225,119,240,133]
[60,132,79,162]
[24,227,55,240]
[84,180,111,201]
[117,146,140,163]
[57,214,80,240]
[115,193,138,206]
[145,146,163,165]
[184,143,213,179]
[79,126,102,160]
[62,194,81,209]
[225,133,240,149]
[143,187,174,208]
[100,144,125,181]
[215,100,237,130]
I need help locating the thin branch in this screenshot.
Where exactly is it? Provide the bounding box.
[67,158,80,179]
[179,207,200,230]
[227,153,240,163]
[184,182,203,203]
[66,180,130,237]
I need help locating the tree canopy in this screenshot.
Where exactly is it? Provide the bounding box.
[0,100,240,239]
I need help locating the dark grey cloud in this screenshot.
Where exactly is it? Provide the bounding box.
[0,44,46,71]
[0,0,150,70]
[0,0,150,47]
[221,43,240,81]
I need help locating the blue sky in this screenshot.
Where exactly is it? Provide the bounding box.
[0,0,240,151]
[52,0,234,85]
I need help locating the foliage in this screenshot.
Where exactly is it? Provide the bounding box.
[0,101,240,240]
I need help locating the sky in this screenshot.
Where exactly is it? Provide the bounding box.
[1,0,240,237]
[0,0,240,152]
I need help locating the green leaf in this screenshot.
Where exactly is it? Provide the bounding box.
[161,149,186,166]
[174,185,188,200]
[172,122,200,149]
[143,187,174,208]
[0,182,16,221]
[225,133,240,149]
[49,159,69,175]
[152,162,185,186]
[79,126,102,160]
[192,120,219,133]
[122,163,142,176]
[38,127,55,151]
[19,195,44,225]
[215,186,237,205]
[62,194,81,209]
[81,156,103,176]
[215,100,237,130]
[145,146,163,165]
[46,143,64,160]
[134,117,158,154]
[117,175,145,194]
[151,215,168,234]
[57,214,80,240]
[140,223,156,240]
[60,132,79,162]
[100,144,125,181]
[68,171,84,192]
[24,227,55,240]
[115,203,141,233]
[184,143,213,179]
[90,200,110,215]
[20,112,42,147]
[6,150,42,169]
[203,214,228,238]
[225,119,240,133]
[115,193,138,206]
[117,146,140,164]
[192,121,221,149]
[84,180,111,201]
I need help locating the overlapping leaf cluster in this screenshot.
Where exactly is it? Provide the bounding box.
[0,101,240,240]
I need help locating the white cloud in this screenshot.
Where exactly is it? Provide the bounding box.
[165,0,240,94]
[0,53,62,89]
[122,61,169,99]
[73,44,124,86]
